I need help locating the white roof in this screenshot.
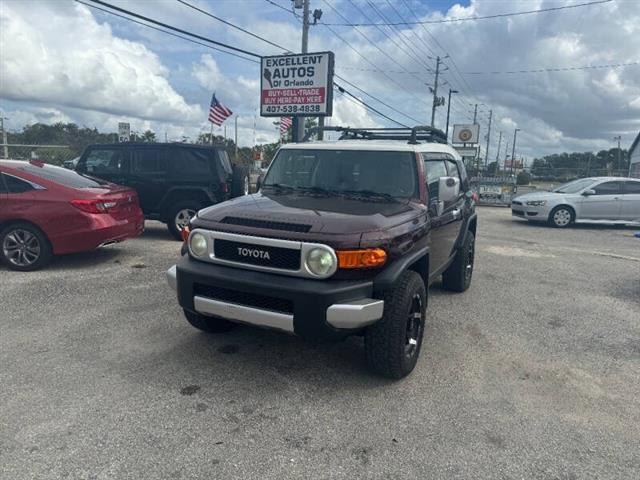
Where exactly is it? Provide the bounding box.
[279,139,461,158]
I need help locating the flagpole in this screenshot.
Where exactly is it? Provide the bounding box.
[209,122,214,146]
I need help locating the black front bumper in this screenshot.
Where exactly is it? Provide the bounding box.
[173,255,377,341]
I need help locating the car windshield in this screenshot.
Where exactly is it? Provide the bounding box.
[19,162,109,189]
[551,178,595,194]
[263,149,417,199]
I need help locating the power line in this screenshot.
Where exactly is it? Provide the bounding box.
[463,61,640,75]
[323,0,612,26]
[83,0,410,127]
[77,0,260,63]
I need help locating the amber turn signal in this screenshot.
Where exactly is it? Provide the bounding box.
[337,248,387,269]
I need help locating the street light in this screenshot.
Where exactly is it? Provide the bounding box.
[445,89,458,142]
[511,128,521,175]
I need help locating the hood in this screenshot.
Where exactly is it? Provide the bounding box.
[195,191,420,235]
[515,191,565,201]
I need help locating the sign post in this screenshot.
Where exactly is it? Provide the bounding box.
[260,51,334,140]
[118,122,130,143]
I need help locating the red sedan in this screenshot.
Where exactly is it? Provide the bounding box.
[0,160,144,271]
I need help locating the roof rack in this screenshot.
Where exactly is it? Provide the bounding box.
[303,126,448,144]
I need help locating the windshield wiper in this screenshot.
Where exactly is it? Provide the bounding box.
[339,189,398,202]
[294,186,338,195]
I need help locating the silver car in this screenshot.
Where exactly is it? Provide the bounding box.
[512,177,640,227]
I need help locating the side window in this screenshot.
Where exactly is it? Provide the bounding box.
[423,158,448,203]
[623,181,640,194]
[218,151,233,175]
[172,149,211,177]
[446,160,461,180]
[131,149,167,175]
[84,149,125,174]
[592,181,622,195]
[2,174,35,194]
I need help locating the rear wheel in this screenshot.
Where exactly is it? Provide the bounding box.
[0,222,52,271]
[442,231,475,292]
[365,271,427,379]
[183,309,236,333]
[231,166,250,197]
[166,201,201,240]
[548,206,574,228]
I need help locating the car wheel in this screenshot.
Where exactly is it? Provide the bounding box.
[442,231,475,292]
[231,166,250,197]
[548,206,574,228]
[0,222,52,271]
[364,270,427,379]
[183,309,236,333]
[167,201,201,241]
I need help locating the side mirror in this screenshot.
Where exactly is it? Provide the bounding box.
[582,189,596,196]
[439,176,460,203]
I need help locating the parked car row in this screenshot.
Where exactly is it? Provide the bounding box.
[0,143,251,270]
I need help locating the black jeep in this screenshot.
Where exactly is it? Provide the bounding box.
[76,143,249,239]
[167,127,477,378]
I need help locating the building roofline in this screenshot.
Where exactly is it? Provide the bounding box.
[630,130,640,157]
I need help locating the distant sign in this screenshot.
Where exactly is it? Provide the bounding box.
[455,146,479,158]
[452,124,480,144]
[118,122,130,142]
[260,51,334,117]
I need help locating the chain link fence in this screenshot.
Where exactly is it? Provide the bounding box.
[2,144,78,167]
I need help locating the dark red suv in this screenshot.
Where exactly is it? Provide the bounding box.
[0,160,144,271]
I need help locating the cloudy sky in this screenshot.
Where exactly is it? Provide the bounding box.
[1,0,639,160]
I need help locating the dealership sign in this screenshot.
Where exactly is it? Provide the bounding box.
[452,124,480,144]
[260,51,334,117]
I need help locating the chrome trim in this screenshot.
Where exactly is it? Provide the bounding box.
[326,299,384,329]
[166,265,177,292]
[188,229,338,279]
[194,296,294,333]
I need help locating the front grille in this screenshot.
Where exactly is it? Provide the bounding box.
[194,284,294,314]
[512,209,525,216]
[221,216,311,233]
[214,239,300,270]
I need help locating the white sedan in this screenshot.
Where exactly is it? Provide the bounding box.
[512,177,640,227]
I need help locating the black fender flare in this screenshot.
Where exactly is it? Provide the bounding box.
[456,212,478,249]
[373,246,430,292]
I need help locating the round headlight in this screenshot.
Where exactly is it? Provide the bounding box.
[190,232,208,257]
[305,248,335,276]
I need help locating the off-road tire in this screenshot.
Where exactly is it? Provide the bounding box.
[365,271,427,379]
[183,309,236,333]
[166,201,202,240]
[548,205,574,228]
[442,231,475,292]
[231,166,250,197]
[0,222,53,271]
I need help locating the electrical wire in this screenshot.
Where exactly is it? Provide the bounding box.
[323,0,613,26]
[462,61,640,75]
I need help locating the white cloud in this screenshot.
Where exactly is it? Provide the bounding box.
[0,1,202,123]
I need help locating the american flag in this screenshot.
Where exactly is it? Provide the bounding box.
[208,93,233,126]
[280,117,292,136]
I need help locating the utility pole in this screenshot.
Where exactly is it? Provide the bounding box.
[234,116,239,161]
[495,130,502,162]
[484,109,492,169]
[430,56,442,128]
[473,104,478,124]
[0,117,8,159]
[511,128,521,175]
[613,135,622,174]
[445,89,458,142]
[292,0,310,143]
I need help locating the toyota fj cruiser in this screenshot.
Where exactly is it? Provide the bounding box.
[167,126,477,378]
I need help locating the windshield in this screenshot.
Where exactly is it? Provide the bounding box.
[551,178,595,194]
[263,149,417,199]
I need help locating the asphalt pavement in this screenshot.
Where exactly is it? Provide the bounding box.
[1,207,639,479]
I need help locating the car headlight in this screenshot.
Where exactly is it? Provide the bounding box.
[526,200,547,206]
[189,232,208,257]
[305,247,336,276]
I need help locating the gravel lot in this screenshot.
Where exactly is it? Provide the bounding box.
[1,207,639,479]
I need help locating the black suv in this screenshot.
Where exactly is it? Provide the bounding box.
[76,143,249,239]
[167,127,477,379]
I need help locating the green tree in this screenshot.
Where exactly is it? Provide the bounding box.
[140,130,156,142]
